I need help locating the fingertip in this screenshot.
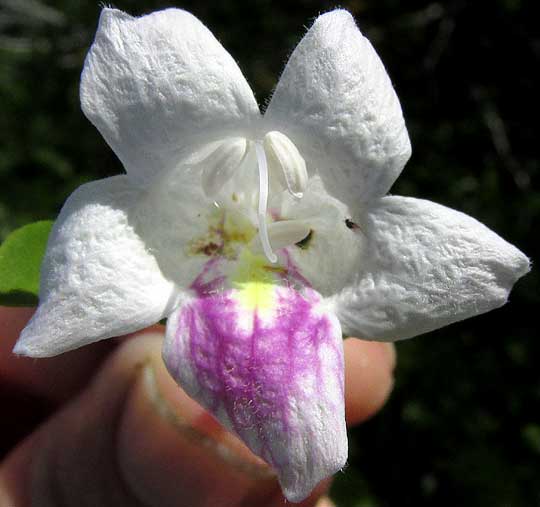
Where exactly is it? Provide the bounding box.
[314,496,336,507]
[343,338,395,425]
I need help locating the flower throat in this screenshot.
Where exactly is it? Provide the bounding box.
[199,131,309,263]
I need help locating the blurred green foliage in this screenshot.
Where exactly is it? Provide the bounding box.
[1,0,538,505]
[0,220,52,305]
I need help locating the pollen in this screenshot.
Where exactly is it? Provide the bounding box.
[188,209,256,259]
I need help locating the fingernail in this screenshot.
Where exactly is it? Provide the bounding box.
[143,359,272,477]
[116,333,276,507]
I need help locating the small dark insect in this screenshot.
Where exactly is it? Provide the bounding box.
[345,218,359,230]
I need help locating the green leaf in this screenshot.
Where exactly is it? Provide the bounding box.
[0,220,53,306]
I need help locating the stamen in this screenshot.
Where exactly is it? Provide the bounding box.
[255,141,277,263]
[263,131,308,199]
[200,138,248,198]
[250,220,312,253]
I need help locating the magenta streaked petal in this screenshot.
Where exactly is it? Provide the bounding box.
[162,262,346,502]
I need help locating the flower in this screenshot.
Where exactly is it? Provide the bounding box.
[14,7,529,502]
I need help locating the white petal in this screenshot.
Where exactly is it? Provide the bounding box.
[134,164,245,288]
[332,196,530,341]
[265,9,411,213]
[80,8,260,185]
[277,176,366,296]
[14,176,179,357]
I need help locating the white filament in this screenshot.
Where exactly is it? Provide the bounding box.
[255,141,277,263]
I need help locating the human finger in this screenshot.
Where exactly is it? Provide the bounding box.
[0,333,278,506]
[343,338,396,425]
[0,306,114,402]
[1,332,395,506]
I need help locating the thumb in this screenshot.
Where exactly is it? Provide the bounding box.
[2,333,320,507]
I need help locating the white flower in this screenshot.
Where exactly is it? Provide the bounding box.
[14,8,529,502]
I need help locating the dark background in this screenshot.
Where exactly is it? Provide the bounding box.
[1,0,538,505]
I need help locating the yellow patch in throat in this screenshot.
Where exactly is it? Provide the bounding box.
[231,250,280,312]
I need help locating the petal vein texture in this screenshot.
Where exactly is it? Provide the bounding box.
[266,9,411,215]
[81,8,260,185]
[14,176,178,357]
[333,196,530,341]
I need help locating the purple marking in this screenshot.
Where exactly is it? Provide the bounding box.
[280,248,313,289]
[190,257,227,295]
[163,254,346,499]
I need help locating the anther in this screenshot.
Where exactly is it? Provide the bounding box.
[251,220,312,253]
[263,131,308,198]
[200,138,248,198]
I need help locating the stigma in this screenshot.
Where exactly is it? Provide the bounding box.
[197,131,308,263]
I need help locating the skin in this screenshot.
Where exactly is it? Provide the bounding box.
[0,307,395,507]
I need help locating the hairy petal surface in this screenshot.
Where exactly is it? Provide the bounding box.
[81,8,260,185]
[14,176,178,357]
[266,9,411,214]
[163,257,347,502]
[333,196,530,341]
